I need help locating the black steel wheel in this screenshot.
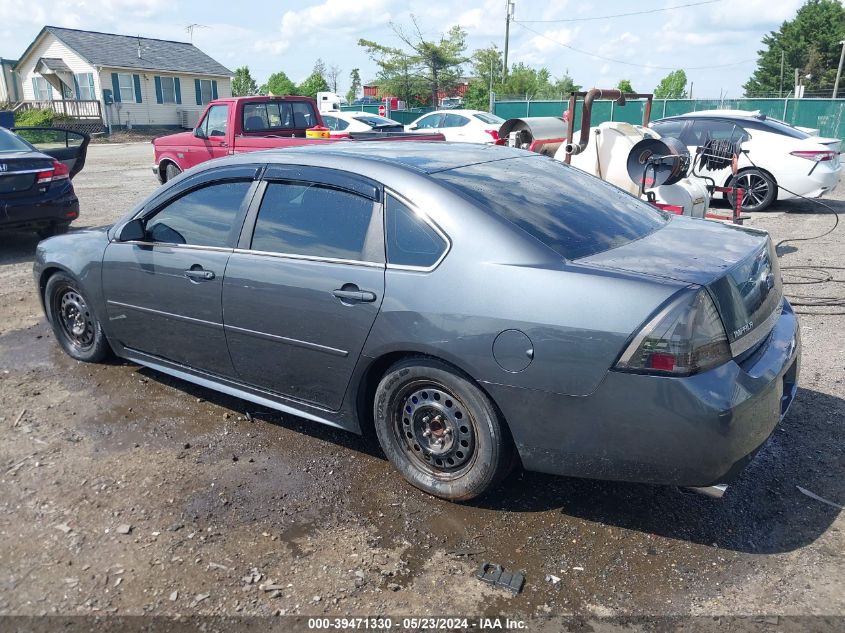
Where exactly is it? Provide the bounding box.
[164,162,182,182]
[44,272,111,363]
[374,358,514,501]
[729,168,776,212]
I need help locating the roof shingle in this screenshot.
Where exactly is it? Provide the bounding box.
[39,26,231,76]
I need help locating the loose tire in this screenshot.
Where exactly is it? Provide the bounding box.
[37,223,70,240]
[44,272,111,363]
[164,162,182,182]
[729,168,777,212]
[374,358,513,501]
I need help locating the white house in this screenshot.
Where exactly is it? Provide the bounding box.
[15,26,232,129]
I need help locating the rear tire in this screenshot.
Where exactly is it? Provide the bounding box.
[374,358,514,501]
[164,162,182,182]
[729,168,776,212]
[37,223,70,239]
[44,272,111,363]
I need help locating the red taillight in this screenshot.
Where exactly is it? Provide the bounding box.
[790,150,836,162]
[647,353,676,372]
[36,160,70,184]
[485,129,500,142]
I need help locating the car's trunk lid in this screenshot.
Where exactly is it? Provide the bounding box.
[0,152,53,196]
[577,216,782,356]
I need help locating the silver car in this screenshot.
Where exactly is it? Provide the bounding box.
[34,143,800,501]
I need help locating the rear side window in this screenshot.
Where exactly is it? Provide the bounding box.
[431,156,668,260]
[386,195,447,268]
[146,181,250,247]
[0,129,33,152]
[444,114,469,127]
[474,113,505,125]
[251,182,380,261]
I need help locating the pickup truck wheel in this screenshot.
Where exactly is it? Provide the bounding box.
[164,163,182,181]
[44,272,111,363]
[374,358,514,501]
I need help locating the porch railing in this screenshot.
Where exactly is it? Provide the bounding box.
[14,99,102,121]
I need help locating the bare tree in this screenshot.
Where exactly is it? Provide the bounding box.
[327,64,342,94]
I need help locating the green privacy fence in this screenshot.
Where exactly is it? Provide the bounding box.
[492,98,845,140]
[339,105,434,125]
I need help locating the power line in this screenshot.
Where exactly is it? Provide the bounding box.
[517,0,722,23]
[513,21,755,71]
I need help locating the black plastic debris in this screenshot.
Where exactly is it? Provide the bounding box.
[476,562,524,594]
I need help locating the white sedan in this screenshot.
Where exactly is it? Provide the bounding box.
[406,109,505,143]
[651,111,841,211]
[321,111,404,136]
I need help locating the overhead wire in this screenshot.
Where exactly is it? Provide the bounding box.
[517,0,723,24]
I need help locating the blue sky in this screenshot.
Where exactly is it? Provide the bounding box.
[0,0,808,97]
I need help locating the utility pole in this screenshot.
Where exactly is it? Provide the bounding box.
[833,40,845,98]
[503,0,514,79]
[779,49,784,97]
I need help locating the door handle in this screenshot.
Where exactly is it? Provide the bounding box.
[333,287,377,302]
[184,268,215,281]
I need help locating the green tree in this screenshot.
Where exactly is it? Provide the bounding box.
[231,66,259,96]
[463,45,503,110]
[347,68,362,102]
[744,0,845,96]
[498,63,579,99]
[359,19,467,106]
[653,70,687,98]
[263,71,296,96]
[617,79,634,93]
[296,59,330,98]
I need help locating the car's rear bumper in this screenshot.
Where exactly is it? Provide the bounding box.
[778,161,841,200]
[484,299,801,487]
[1,186,79,231]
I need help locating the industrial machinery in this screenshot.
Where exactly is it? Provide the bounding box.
[500,89,745,223]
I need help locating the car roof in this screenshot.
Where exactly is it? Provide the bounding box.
[256,141,529,174]
[419,109,488,117]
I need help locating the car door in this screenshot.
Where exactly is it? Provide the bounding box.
[193,104,230,164]
[443,113,472,142]
[410,113,443,135]
[101,165,260,376]
[12,127,90,177]
[222,165,385,410]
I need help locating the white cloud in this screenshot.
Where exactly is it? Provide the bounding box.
[278,0,393,47]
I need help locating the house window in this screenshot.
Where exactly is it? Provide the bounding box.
[117,73,135,102]
[32,76,53,101]
[198,79,213,105]
[160,76,176,103]
[75,73,95,100]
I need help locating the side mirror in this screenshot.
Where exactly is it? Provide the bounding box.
[409,125,419,131]
[193,127,206,139]
[117,218,145,242]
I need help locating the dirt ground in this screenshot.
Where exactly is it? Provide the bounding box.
[0,143,842,628]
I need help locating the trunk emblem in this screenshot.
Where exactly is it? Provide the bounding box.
[733,321,754,339]
[0,163,7,172]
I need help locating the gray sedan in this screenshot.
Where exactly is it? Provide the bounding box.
[33,143,800,501]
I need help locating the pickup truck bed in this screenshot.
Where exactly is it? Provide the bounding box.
[152,95,442,182]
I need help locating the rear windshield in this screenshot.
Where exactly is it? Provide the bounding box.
[352,115,400,127]
[431,156,668,260]
[753,117,811,139]
[474,113,505,125]
[0,129,33,152]
[242,101,318,132]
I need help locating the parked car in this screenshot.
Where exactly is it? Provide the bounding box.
[651,111,842,211]
[439,97,464,109]
[152,96,442,182]
[406,110,505,143]
[352,96,381,106]
[321,111,404,135]
[35,143,799,502]
[0,126,88,238]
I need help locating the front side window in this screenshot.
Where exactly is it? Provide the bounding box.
[145,181,250,247]
[117,73,135,102]
[201,105,229,137]
[414,114,442,129]
[251,182,379,261]
[650,120,685,140]
[386,195,447,268]
[75,73,95,100]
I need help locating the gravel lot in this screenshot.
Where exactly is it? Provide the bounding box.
[0,142,842,626]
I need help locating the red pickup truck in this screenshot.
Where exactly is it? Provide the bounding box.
[152,95,441,182]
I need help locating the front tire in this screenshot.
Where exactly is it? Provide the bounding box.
[164,162,181,182]
[44,272,111,363]
[374,358,513,501]
[729,168,776,212]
